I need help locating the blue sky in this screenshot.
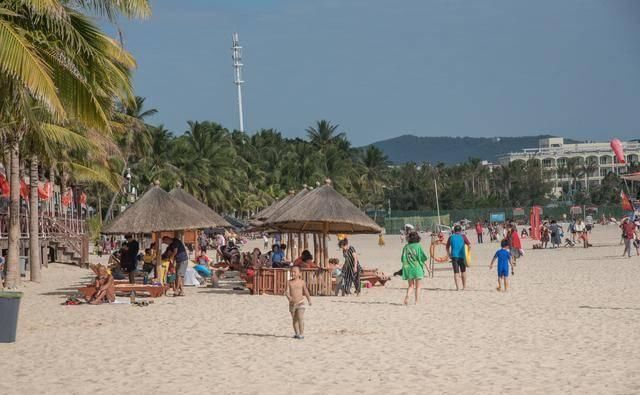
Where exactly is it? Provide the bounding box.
[108,0,640,145]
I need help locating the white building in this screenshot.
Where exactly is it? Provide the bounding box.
[498,137,640,194]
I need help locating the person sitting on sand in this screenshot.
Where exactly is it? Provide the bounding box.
[86,265,115,304]
[285,266,312,339]
[490,240,514,292]
[195,252,211,266]
[401,231,429,305]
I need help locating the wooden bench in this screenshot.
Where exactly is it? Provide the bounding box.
[78,284,167,299]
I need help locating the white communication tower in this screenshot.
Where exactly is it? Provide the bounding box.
[231,33,245,133]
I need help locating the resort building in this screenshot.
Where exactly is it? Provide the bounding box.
[498,137,640,194]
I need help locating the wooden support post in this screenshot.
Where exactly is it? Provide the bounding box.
[155,232,162,284]
[313,234,318,264]
[303,233,308,250]
[298,233,303,255]
[322,222,329,267]
[81,235,89,267]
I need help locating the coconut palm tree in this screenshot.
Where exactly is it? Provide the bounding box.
[358,146,390,208]
[104,96,157,220]
[0,0,150,288]
[581,162,599,194]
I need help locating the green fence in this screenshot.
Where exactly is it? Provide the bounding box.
[373,204,624,234]
[384,215,450,235]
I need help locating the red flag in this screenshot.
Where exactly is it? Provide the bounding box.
[0,173,8,197]
[79,192,87,207]
[38,182,52,200]
[621,191,634,211]
[611,139,626,164]
[62,188,73,207]
[19,179,29,200]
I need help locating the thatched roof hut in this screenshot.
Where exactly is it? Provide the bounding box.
[168,187,232,228]
[102,185,220,234]
[249,192,294,227]
[263,184,381,234]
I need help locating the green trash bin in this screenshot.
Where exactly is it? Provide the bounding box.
[0,291,23,343]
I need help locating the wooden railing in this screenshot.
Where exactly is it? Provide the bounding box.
[252,268,333,296]
[0,213,86,239]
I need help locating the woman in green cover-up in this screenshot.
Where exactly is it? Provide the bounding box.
[401,231,429,305]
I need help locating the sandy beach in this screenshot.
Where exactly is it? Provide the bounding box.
[1,224,639,395]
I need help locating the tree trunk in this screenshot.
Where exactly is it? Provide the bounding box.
[5,141,21,289]
[29,155,41,282]
[60,164,67,217]
[313,234,318,263]
[104,159,128,221]
[97,193,102,224]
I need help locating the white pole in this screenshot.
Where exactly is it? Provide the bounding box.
[434,179,441,226]
[236,83,244,133]
[232,33,245,133]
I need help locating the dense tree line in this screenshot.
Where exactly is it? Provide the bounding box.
[107,111,627,219]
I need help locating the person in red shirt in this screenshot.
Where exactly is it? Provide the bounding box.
[506,223,523,268]
[475,221,484,244]
[620,217,637,258]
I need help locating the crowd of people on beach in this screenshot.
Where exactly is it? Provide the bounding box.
[73,212,638,340]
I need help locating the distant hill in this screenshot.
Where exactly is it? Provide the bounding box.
[369,135,581,165]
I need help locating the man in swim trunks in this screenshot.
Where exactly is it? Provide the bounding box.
[446,225,471,291]
[285,266,312,339]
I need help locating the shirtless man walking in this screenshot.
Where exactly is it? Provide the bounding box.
[285,266,312,339]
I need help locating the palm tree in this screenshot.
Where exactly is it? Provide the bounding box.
[358,146,390,207]
[306,120,346,176]
[565,158,584,198]
[104,96,157,220]
[581,162,599,194]
[0,1,150,288]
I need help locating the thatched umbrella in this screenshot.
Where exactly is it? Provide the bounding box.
[263,182,381,266]
[168,187,232,228]
[102,184,223,276]
[102,185,219,234]
[250,192,294,227]
[259,188,311,260]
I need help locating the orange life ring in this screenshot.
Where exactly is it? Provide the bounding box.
[430,240,449,263]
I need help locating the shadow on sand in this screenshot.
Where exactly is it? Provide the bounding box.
[40,287,81,297]
[331,300,405,306]
[223,332,291,339]
[579,305,640,311]
[197,287,249,295]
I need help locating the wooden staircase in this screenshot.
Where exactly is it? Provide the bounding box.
[1,213,89,267]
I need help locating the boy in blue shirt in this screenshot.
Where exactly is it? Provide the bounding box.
[489,240,514,292]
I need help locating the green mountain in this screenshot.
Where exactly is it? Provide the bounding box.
[369,134,580,165]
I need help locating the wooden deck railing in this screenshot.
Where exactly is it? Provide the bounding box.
[252,268,333,296]
[0,213,86,239]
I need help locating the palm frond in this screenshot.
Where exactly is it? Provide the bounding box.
[0,18,65,118]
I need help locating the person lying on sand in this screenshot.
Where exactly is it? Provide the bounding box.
[285,266,312,339]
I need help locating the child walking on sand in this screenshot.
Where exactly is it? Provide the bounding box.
[489,240,514,292]
[285,266,312,339]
